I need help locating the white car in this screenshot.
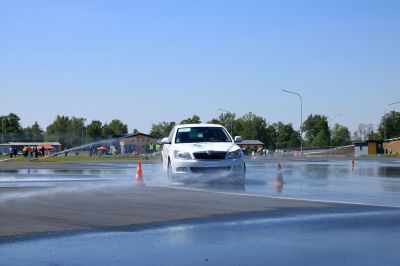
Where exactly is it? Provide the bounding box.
[161,124,246,183]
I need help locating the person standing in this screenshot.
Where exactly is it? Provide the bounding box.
[23,146,28,157]
[34,146,39,158]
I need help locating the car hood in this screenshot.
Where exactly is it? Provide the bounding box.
[174,142,239,153]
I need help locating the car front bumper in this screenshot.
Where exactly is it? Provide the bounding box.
[170,158,245,182]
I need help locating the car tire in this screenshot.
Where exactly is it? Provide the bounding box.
[237,163,246,184]
[167,159,174,180]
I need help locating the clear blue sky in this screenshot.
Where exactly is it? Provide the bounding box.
[1,0,399,134]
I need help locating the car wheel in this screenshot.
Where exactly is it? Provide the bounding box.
[167,159,174,179]
[237,163,246,184]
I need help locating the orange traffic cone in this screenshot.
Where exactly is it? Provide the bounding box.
[135,161,145,186]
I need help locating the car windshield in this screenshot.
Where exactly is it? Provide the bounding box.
[175,127,232,143]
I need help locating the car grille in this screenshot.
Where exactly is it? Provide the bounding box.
[193,152,227,160]
[190,167,231,174]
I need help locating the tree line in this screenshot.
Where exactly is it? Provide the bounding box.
[1,111,400,150]
[149,111,400,150]
[0,114,129,149]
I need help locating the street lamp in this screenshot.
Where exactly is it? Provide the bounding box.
[81,119,87,154]
[328,114,342,152]
[384,101,400,140]
[218,108,233,136]
[81,127,84,153]
[282,90,303,156]
[1,117,4,144]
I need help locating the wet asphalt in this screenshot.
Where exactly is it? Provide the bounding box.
[0,158,400,265]
[1,206,399,266]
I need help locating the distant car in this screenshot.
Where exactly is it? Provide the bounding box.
[161,124,246,183]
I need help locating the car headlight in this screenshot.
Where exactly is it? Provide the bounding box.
[173,150,192,160]
[228,149,243,159]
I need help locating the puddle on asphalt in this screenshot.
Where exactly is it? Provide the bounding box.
[1,160,400,206]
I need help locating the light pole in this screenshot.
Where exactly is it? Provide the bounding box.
[218,108,233,136]
[282,90,303,156]
[328,114,342,152]
[81,127,84,153]
[384,101,400,140]
[81,119,86,154]
[1,117,4,144]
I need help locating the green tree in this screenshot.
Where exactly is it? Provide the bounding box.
[378,111,400,139]
[70,117,86,147]
[313,130,330,148]
[368,131,382,140]
[87,120,103,142]
[331,123,351,146]
[302,114,330,147]
[23,121,44,142]
[0,113,24,142]
[102,119,128,137]
[46,115,71,148]
[273,122,301,150]
[235,112,273,148]
[180,115,201,124]
[149,121,176,139]
[101,123,112,137]
[208,112,236,135]
[46,116,86,148]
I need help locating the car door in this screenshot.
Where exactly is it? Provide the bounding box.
[162,127,176,170]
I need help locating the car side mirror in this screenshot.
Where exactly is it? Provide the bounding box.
[161,137,171,144]
[234,136,243,143]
